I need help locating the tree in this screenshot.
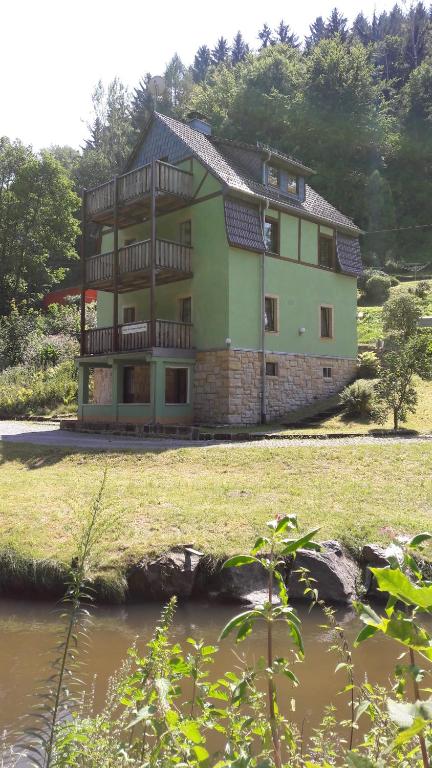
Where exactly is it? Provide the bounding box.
[274,20,299,47]
[131,74,155,132]
[363,170,397,258]
[352,12,372,45]
[211,37,230,65]
[193,45,212,82]
[164,54,192,109]
[382,293,423,340]
[0,139,80,315]
[375,333,432,429]
[258,24,273,49]
[231,31,249,65]
[326,7,348,41]
[305,16,327,50]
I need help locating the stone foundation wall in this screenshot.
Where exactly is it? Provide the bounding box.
[193,349,356,425]
[92,368,112,405]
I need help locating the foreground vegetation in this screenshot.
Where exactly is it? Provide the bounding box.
[7,502,432,767]
[1,441,432,582]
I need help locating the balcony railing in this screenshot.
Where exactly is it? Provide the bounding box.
[86,161,193,220]
[83,320,193,356]
[85,238,192,285]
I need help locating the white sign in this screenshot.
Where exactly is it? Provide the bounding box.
[122,322,148,335]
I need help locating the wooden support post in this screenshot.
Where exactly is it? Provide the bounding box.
[80,189,87,356]
[150,161,157,347]
[113,176,119,352]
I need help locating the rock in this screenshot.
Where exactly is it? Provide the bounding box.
[288,540,359,605]
[127,547,203,601]
[361,544,390,601]
[203,561,281,605]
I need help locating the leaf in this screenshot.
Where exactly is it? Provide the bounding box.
[408,532,432,549]
[252,536,270,554]
[275,515,298,533]
[281,529,321,556]
[346,754,380,768]
[354,624,379,646]
[193,745,209,762]
[219,610,261,640]
[178,720,203,744]
[222,555,260,569]
[370,567,432,609]
[354,699,370,723]
[393,717,427,746]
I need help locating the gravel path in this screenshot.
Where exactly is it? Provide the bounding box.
[1,420,431,451]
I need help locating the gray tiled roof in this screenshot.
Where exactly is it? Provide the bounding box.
[212,136,314,175]
[336,234,363,277]
[225,198,265,252]
[156,113,360,236]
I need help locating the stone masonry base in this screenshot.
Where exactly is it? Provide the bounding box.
[194,349,356,425]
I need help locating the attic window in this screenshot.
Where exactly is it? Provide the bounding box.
[267,166,279,188]
[285,174,298,195]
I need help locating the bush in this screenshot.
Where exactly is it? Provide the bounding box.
[364,273,391,304]
[23,334,79,368]
[340,379,378,419]
[0,361,78,417]
[382,292,423,340]
[357,350,380,379]
[414,280,430,299]
[390,276,400,286]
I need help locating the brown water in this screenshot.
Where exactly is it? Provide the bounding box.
[0,598,407,738]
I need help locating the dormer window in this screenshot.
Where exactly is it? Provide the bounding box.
[286,174,298,195]
[267,166,279,188]
[266,164,299,197]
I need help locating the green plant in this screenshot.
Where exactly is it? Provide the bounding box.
[340,379,378,419]
[364,274,392,305]
[382,294,423,340]
[415,282,430,300]
[358,351,380,379]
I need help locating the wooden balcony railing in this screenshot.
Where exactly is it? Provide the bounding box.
[85,238,192,285]
[85,161,193,220]
[83,320,193,355]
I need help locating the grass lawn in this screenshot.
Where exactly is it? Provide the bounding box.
[1,441,432,581]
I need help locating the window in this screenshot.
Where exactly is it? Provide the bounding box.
[323,367,332,379]
[320,306,333,339]
[266,361,278,377]
[123,306,136,324]
[165,367,188,404]
[265,296,278,333]
[318,234,334,269]
[179,220,192,246]
[286,174,298,195]
[122,365,151,404]
[267,165,279,187]
[264,217,279,253]
[179,296,192,324]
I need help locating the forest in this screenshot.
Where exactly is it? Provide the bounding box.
[1,3,432,311]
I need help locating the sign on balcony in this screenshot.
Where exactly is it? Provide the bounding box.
[122,322,148,335]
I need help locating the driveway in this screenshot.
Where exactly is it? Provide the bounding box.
[1,420,431,452]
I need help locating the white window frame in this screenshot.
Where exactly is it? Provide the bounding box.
[319,304,334,340]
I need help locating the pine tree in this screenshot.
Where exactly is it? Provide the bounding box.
[258,24,273,49]
[131,73,154,132]
[193,45,212,82]
[274,19,299,47]
[305,16,327,50]
[231,31,249,64]
[326,8,348,41]
[404,2,430,69]
[352,12,372,45]
[211,37,230,65]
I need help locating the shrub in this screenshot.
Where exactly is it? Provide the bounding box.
[390,275,400,286]
[382,292,423,340]
[23,334,79,368]
[340,379,378,419]
[364,273,391,304]
[357,350,380,379]
[414,280,430,299]
[384,257,399,274]
[0,360,78,417]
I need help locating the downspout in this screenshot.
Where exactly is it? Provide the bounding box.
[260,148,272,424]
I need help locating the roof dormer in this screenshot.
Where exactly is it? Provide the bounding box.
[265,162,305,202]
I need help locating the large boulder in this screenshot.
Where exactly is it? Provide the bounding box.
[202,560,281,605]
[127,547,203,601]
[288,541,359,605]
[361,544,390,601]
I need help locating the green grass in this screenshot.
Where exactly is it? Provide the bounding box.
[357,279,432,344]
[1,441,432,579]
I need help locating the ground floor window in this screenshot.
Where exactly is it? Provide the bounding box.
[265,361,278,377]
[265,296,279,332]
[165,367,188,404]
[122,364,151,403]
[323,367,332,379]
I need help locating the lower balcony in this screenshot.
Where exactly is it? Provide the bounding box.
[83,319,193,356]
[85,238,193,291]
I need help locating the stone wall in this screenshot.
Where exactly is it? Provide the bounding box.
[92,368,112,405]
[193,349,356,425]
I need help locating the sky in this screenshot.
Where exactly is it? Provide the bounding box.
[2,0,399,150]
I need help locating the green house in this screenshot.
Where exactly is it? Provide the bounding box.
[77,111,362,426]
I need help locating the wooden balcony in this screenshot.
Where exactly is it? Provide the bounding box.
[83,319,193,356]
[85,161,193,226]
[85,238,192,291]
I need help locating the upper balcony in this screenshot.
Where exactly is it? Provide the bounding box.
[85,161,194,227]
[85,238,193,291]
